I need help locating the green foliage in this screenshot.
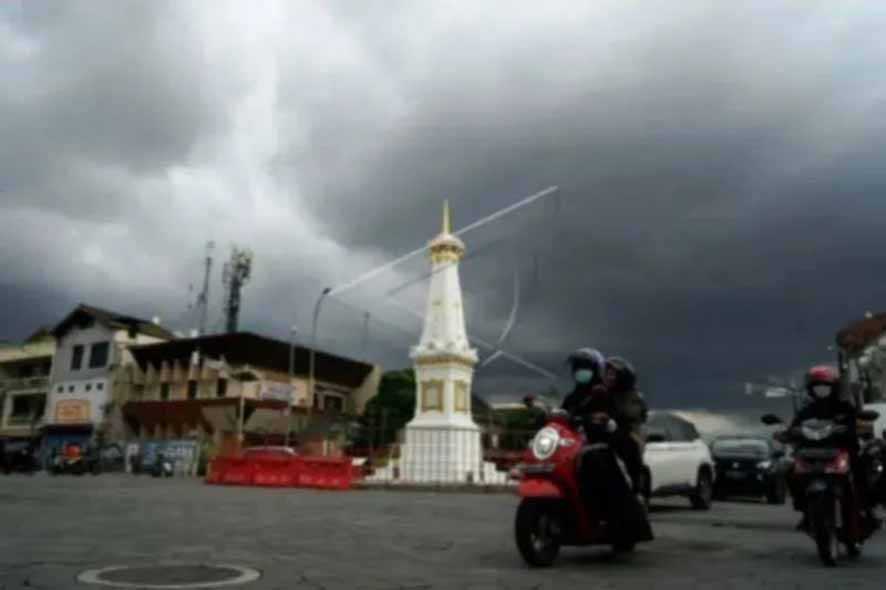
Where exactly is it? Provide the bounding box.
[353,369,417,447]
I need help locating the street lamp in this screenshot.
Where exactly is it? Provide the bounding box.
[284,324,297,448]
[308,287,332,420]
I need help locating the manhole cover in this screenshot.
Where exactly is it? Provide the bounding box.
[77,564,261,589]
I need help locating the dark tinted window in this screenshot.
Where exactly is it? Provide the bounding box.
[187,381,198,400]
[71,345,84,371]
[88,342,110,369]
[645,413,672,442]
[216,379,227,398]
[160,383,170,401]
[670,417,697,442]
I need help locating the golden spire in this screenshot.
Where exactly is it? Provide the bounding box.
[442,200,451,235]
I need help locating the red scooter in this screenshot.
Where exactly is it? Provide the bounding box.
[514,407,653,566]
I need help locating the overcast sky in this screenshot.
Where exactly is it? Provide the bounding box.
[2,1,886,410]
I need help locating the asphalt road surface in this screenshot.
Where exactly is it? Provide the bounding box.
[1,475,885,589]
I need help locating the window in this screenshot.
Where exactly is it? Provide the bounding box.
[88,342,110,369]
[669,417,697,442]
[324,394,344,414]
[85,383,92,392]
[160,383,170,401]
[216,379,228,398]
[11,396,32,420]
[57,386,63,393]
[96,382,103,391]
[71,345,84,371]
[9,394,44,424]
[67,385,75,393]
[187,380,198,400]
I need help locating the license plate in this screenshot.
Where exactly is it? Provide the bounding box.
[726,470,746,479]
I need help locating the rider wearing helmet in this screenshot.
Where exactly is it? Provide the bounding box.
[788,365,869,529]
[560,348,654,546]
[603,356,649,496]
[560,348,607,416]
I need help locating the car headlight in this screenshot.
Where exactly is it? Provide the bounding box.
[756,460,772,470]
[531,427,560,461]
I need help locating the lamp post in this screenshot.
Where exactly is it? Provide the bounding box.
[284,325,297,448]
[308,287,332,419]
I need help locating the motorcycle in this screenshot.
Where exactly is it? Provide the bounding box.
[1,442,39,475]
[150,452,174,478]
[50,443,90,476]
[513,407,653,567]
[762,409,880,566]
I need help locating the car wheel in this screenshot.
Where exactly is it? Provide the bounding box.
[690,468,713,510]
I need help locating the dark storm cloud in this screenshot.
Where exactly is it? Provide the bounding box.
[3,1,886,409]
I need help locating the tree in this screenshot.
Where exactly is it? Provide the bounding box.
[352,369,417,448]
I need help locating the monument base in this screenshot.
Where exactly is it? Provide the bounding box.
[369,423,507,485]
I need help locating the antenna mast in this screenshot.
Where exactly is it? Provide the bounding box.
[222,246,253,333]
[197,241,215,336]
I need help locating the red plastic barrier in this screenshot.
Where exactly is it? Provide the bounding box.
[296,457,353,490]
[252,457,297,487]
[206,454,353,490]
[219,458,254,486]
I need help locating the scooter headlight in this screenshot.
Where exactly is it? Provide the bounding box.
[756,460,772,470]
[531,427,561,461]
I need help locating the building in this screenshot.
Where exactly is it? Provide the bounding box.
[0,329,55,443]
[836,312,886,403]
[44,304,174,455]
[121,332,382,458]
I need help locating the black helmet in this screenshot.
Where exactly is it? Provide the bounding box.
[605,356,637,391]
[566,348,605,372]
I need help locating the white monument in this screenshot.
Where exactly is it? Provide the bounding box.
[378,202,504,484]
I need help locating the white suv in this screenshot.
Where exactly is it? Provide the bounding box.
[640,411,715,510]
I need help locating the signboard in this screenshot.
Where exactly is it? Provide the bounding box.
[55,400,91,424]
[137,440,199,473]
[259,381,295,404]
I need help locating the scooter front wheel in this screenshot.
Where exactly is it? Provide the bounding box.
[515,499,562,567]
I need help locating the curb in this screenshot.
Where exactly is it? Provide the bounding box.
[353,481,517,494]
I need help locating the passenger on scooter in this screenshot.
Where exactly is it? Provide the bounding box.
[787,366,874,530]
[602,357,648,497]
[562,348,653,545]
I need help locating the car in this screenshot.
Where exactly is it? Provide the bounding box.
[242,446,298,459]
[710,434,788,504]
[640,411,715,510]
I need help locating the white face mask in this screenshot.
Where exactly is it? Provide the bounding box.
[811,384,832,399]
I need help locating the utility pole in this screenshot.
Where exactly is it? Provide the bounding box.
[361,312,371,360]
[285,325,297,448]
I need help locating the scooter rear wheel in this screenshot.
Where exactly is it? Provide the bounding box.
[515,499,562,567]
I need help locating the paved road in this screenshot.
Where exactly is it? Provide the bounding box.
[1,474,885,589]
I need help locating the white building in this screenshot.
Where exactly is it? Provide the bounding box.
[43,304,173,453]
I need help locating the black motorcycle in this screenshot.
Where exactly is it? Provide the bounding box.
[762,409,880,566]
[1,442,39,475]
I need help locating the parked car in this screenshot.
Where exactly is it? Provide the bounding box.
[640,411,715,510]
[710,434,788,504]
[242,446,298,459]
